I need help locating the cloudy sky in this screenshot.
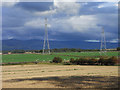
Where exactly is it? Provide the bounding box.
[2,1,118,43]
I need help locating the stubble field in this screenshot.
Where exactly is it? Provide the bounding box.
[2,64,118,88]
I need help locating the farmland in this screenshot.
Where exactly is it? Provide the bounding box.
[2,52,119,88]
[2,64,118,88]
[2,51,119,63]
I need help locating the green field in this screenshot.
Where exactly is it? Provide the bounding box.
[55,51,118,56]
[2,54,78,63]
[2,51,119,63]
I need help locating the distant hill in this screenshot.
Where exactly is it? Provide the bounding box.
[2,39,118,50]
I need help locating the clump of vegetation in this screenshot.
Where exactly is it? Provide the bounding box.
[79,58,90,65]
[52,57,63,63]
[110,56,118,65]
[98,57,106,65]
[76,58,85,65]
[11,49,25,53]
[117,47,120,51]
[69,56,118,66]
[98,56,118,65]
[88,58,98,65]
[70,58,75,63]
[105,56,118,65]
[70,58,94,65]
[64,60,71,65]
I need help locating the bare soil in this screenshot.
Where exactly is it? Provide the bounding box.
[2,64,119,88]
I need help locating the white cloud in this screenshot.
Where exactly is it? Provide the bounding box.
[97,2,118,8]
[32,1,81,17]
[54,2,81,15]
[98,5,104,8]
[24,12,117,41]
[51,15,100,33]
[8,36,14,39]
[86,39,119,43]
[34,9,56,16]
[12,1,117,40]
[34,2,81,17]
[66,15,99,33]
[114,3,118,7]
[2,1,118,41]
[108,39,118,43]
[85,40,100,42]
[24,18,51,28]
[24,14,101,34]
[25,13,117,33]
[85,39,118,43]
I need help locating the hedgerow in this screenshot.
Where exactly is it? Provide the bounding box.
[69,56,118,65]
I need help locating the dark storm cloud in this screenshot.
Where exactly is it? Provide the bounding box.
[49,32,89,41]
[2,6,34,28]
[3,26,45,40]
[2,2,118,43]
[15,2,54,12]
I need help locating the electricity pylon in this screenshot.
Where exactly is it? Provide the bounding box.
[43,18,50,54]
[100,27,107,55]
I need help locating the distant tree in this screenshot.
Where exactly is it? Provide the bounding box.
[98,57,106,65]
[11,49,25,53]
[52,57,63,63]
[70,58,75,63]
[2,51,9,54]
[71,48,76,52]
[39,50,43,53]
[117,47,120,51]
[107,56,118,65]
[77,49,82,52]
[88,59,98,65]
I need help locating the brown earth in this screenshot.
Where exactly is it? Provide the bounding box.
[2,64,119,89]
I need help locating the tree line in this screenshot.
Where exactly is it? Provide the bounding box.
[2,47,119,54]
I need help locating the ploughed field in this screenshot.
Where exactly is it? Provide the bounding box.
[2,51,118,63]
[2,65,118,88]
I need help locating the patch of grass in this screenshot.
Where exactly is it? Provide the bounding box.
[48,71,53,72]
[56,70,61,71]
[74,69,78,70]
[65,69,72,71]
[87,73,94,75]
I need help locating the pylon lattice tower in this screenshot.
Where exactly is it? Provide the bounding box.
[100,27,106,55]
[43,18,50,54]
